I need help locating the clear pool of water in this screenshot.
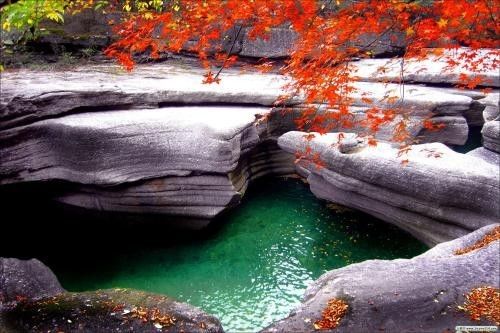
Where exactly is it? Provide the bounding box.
[1,178,428,332]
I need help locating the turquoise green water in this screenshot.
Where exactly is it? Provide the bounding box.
[52,178,427,332]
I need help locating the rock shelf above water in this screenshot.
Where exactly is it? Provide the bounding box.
[1,106,263,185]
[278,131,500,246]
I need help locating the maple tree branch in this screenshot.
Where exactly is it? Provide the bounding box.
[213,25,243,81]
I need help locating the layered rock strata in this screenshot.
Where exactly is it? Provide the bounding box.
[1,51,498,227]
[0,104,294,227]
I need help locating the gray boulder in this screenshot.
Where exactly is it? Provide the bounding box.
[264,223,500,333]
[479,91,499,153]
[482,120,500,154]
[0,258,64,308]
[482,92,499,122]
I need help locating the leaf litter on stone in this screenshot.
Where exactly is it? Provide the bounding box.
[454,226,500,255]
[314,298,349,330]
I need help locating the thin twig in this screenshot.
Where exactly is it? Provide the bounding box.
[213,24,243,80]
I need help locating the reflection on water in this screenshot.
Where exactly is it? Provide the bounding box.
[0,178,428,332]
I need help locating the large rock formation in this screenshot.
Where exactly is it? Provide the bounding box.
[0,258,224,333]
[0,50,498,228]
[351,50,499,140]
[264,223,500,333]
[0,104,294,226]
[278,131,500,246]
[0,65,296,227]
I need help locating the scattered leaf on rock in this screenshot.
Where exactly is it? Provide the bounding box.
[454,226,500,255]
[314,298,349,330]
[458,286,500,325]
[124,306,176,327]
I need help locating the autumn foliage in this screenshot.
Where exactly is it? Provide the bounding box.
[101,0,499,145]
[313,298,349,330]
[1,1,484,147]
[454,226,500,255]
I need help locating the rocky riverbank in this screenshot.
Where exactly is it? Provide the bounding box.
[0,259,223,333]
[1,225,498,332]
[278,131,499,246]
[264,223,500,333]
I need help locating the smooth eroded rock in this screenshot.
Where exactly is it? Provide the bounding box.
[0,258,224,332]
[482,120,500,153]
[0,106,263,185]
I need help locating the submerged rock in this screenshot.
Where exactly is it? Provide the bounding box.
[0,258,224,333]
[263,223,500,333]
[278,131,500,246]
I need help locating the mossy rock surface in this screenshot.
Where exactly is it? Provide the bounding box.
[0,289,224,333]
